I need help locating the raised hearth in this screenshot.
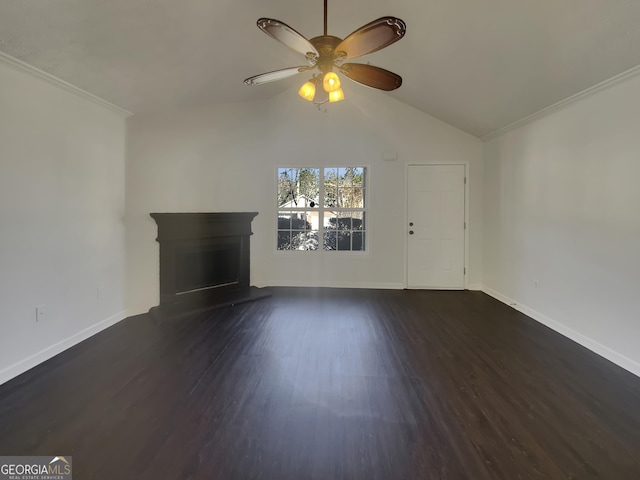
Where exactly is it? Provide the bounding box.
[149,212,267,320]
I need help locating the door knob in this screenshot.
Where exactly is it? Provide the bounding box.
[409,222,414,226]
[409,230,414,235]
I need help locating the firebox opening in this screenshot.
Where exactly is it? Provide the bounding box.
[175,242,240,295]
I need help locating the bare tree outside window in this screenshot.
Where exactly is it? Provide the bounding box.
[277,167,366,251]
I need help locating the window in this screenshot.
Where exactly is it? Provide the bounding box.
[277,167,366,251]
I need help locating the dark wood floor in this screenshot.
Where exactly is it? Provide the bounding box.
[1,288,639,479]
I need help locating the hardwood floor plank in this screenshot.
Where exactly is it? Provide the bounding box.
[1,287,639,479]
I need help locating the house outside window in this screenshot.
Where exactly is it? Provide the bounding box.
[277,167,366,251]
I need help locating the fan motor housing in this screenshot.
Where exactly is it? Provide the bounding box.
[310,35,342,72]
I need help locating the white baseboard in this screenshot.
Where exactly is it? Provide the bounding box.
[467,283,483,291]
[0,310,127,386]
[261,280,405,290]
[481,286,516,307]
[481,285,640,378]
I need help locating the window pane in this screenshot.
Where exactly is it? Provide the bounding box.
[323,212,366,251]
[277,168,296,207]
[278,211,319,251]
[299,168,320,207]
[326,212,337,230]
[277,230,291,250]
[323,230,336,250]
[337,187,365,208]
[277,214,292,230]
[352,167,364,187]
[306,211,320,231]
[279,211,308,230]
[333,168,366,207]
[304,231,319,251]
[352,232,365,251]
[337,231,351,250]
[291,231,309,250]
[353,211,365,230]
[337,188,348,208]
[338,167,348,188]
[352,188,364,208]
[337,167,364,188]
[278,168,319,207]
[324,168,338,207]
[337,212,352,230]
[278,230,321,251]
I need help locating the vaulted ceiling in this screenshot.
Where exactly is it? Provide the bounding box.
[1,0,640,138]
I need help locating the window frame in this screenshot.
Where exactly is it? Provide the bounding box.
[275,166,369,254]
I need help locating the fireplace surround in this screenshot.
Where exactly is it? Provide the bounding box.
[149,212,266,319]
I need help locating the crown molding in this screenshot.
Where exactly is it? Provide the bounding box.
[0,50,133,117]
[481,63,640,142]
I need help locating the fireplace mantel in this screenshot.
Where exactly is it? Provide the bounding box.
[151,212,258,242]
[149,212,267,320]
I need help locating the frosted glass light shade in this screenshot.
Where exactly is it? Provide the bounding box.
[323,72,341,92]
[298,81,316,101]
[329,88,345,102]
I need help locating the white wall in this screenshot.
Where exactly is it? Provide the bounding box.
[482,73,640,376]
[126,88,482,314]
[0,59,128,385]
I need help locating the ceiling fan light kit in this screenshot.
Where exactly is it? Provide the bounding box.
[298,79,316,101]
[244,0,406,108]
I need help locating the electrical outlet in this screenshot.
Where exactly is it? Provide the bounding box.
[36,305,46,322]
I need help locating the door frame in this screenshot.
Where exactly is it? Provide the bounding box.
[405,162,470,289]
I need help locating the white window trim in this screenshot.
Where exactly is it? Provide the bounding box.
[275,166,369,254]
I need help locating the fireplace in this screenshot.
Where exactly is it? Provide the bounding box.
[174,242,240,294]
[150,212,267,319]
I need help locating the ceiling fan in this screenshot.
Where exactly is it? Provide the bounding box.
[243,0,406,106]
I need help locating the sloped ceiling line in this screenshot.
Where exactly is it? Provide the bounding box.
[481,63,640,141]
[0,50,133,117]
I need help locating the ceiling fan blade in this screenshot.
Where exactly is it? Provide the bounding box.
[244,66,311,86]
[337,63,402,91]
[335,17,406,60]
[257,18,319,62]
[244,65,311,85]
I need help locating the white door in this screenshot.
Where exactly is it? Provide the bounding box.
[407,164,465,289]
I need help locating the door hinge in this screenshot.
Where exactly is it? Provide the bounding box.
[464,222,466,229]
[464,177,467,185]
[464,267,466,275]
